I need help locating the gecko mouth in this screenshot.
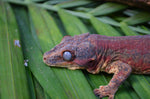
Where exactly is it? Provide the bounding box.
[46,63,85,70]
[43,57,85,70]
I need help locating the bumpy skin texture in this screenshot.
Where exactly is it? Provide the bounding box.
[43,33,150,99]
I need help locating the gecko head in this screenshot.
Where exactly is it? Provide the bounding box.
[43,33,97,70]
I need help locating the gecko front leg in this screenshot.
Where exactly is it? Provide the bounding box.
[94,61,132,99]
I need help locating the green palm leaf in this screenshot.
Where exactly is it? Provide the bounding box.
[1,0,150,99]
[0,2,30,99]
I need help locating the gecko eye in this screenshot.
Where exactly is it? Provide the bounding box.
[63,51,72,61]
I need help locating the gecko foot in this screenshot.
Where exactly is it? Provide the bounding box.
[94,85,116,99]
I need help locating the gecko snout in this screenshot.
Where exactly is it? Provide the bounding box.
[43,51,50,63]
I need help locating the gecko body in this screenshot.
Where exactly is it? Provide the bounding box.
[43,33,150,99]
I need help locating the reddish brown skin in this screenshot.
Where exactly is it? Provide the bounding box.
[43,33,150,99]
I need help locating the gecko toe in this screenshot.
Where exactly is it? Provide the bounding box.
[94,86,116,99]
[94,89,100,96]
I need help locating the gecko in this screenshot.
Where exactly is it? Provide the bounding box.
[43,33,150,99]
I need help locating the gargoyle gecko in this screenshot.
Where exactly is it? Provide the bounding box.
[43,33,150,99]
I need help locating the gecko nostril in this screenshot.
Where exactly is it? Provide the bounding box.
[43,57,46,61]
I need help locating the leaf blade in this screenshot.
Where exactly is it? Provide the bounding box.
[122,12,150,25]
[89,2,127,16]
[0,3,30,99]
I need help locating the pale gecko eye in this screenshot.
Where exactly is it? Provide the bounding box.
[63,51,72,61]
